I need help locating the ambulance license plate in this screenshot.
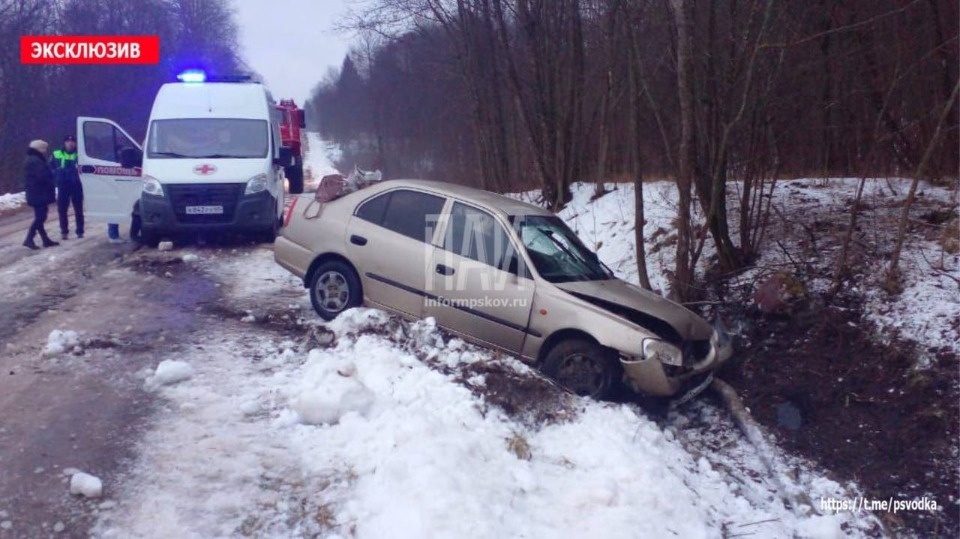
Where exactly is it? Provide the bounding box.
[185,205,223,215]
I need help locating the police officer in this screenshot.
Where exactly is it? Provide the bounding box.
[51,134,84,239]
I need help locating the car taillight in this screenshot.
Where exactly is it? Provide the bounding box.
[284,196,299,228]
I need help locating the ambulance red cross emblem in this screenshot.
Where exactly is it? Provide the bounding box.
[193,163,217,175]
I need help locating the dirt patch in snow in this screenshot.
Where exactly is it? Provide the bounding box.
[203,303,308,337]
[720,293,958,537]
[456,360,577,428]
[126,254,188,276]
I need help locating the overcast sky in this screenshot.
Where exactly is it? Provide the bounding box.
[232,0,357,105]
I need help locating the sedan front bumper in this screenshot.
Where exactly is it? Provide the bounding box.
[619,319,733,397]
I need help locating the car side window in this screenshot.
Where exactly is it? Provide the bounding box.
[355,192,391,224]
[443,202,520,274]
[380,190,445,242]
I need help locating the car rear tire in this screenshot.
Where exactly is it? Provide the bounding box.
[309,261,362,320]
[542,339,621,400]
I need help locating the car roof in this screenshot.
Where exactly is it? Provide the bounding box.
[378,179,554,218]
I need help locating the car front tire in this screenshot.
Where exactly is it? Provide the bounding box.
[140,231,160,248]
[542,339,621,400]
[309,260,362,320]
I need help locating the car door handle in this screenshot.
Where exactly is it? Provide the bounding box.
[350,235,367,246]
[436,264,455,276]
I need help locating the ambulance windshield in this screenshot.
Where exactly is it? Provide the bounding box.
[147,118,268,159]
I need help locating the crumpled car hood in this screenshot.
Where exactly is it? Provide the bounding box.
[556,279,714,343]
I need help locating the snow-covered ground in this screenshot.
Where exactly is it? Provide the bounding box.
[0,192,25,212]
[85,245,880,538]
[303,131,341,190]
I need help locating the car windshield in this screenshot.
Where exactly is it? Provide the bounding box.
[147,118,268,159]
[511,215,611,283]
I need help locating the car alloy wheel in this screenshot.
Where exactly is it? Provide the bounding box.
[309,260,362,321]
[542,338,620,400]
[315,270,350,313]
[557,352,607,397]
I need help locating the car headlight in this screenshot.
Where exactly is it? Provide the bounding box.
[244,173,269,195]
[143,175,163,197]
[642,338,683,367]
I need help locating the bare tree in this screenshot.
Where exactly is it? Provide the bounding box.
[668,0,697,302]
[887,78,960,281]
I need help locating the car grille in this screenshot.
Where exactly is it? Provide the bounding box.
[167,183,243,224]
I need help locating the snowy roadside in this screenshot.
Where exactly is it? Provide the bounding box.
[0,192,26,213]
[91,247,880,538]
[527,179,958,536]
[302,132,341,191]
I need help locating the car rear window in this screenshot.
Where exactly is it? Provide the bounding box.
[356,192,390,224]
[359,189,445,243]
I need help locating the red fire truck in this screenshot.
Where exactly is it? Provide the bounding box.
[276,98,306,194]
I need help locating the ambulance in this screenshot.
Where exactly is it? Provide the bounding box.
[77,70,292,246]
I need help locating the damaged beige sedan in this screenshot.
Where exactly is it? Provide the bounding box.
[274,179,732,400]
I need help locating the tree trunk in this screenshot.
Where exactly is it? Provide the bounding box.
[626,4,652,290]
[887,78,960,279]
[669,0,697,302]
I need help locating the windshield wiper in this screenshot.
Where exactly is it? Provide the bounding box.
[150,151,191,158]
[195,153,255,159]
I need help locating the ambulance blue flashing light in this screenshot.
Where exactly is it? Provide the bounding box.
[177,69,206,83]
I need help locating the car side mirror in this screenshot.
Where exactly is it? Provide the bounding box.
[120,147,142,168]
[276,146,294,167]
[298,111,306,129]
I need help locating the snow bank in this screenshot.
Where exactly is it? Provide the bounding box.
[145,360,193,388]
[96,308,876,538]
[43,329,80,357]
[70,472,103,498]
[291,355,375,425]
[0,192,25,212]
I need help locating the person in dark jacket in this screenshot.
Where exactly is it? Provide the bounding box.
[23,140,59,250]
[51,134,84,239]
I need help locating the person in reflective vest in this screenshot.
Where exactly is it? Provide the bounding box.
[51,134,84,239]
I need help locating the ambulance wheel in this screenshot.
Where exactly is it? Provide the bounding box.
[260,215,279,243]
[140,232,160,248]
